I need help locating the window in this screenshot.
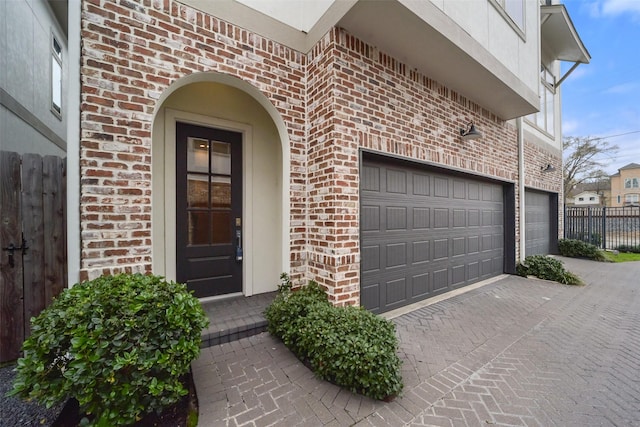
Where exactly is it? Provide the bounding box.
[578,197,584,201]
[491,0,525,33]
[625,194,639,204]
[625,178,639,188]
[51,35,62,118]
[526,65,555,135]
[618,195,621,204]
[589,197,595,201]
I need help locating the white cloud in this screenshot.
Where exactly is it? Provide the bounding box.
[603,82,640,94]
[601,0,640,17]
[562,120,581,134]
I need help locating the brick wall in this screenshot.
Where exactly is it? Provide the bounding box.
[79,0,560,306]
[305,28,520,305]
[79,0,307,281]
[523,139,563,239]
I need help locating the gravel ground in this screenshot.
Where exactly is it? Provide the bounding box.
[0,363,63,427]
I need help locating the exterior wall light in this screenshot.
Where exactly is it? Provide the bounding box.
[541,164,556,172]
[460,122,482,140]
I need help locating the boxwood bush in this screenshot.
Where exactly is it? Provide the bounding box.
[558,238,607,261]
[9,274,209,426]
[264,274,403,400]
[516,255,583,285]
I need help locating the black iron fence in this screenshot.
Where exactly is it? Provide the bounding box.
[565,206,640,250]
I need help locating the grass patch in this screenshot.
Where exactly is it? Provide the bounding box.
[601,251,640,263]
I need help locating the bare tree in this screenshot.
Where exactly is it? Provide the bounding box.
[563,136,618,199]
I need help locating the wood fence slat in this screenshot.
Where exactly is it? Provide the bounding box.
[0,151,24,363]
[43,155,66,304]
[22,153,45,335]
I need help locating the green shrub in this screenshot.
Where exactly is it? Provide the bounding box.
[9,274,209,426]
[558,239,607,261]
[298,304,403,400]
[566,232,602,246]
[516,255,583,285]
[264,274,331,356]
[615,244,640,253]
[264,274,403,400]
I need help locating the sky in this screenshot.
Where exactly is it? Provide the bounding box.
[561,0,640,175]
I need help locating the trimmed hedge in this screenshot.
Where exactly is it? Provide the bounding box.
[264,274,403,400]
[9,274,208,426]
[615,244,640,253]
[516,255,583,285]
[558,238,607,261]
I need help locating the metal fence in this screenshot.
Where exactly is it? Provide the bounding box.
[565,206,640,250]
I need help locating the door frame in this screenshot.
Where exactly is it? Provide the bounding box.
[160,109,254,298]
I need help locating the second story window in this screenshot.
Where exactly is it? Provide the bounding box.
[527,65,555,136]
[491,0,525,35]
[624,178,639,188]
[51,35,62,118]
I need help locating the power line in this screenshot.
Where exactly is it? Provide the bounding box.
[583,130,640,140]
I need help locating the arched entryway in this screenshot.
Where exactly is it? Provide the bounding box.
[151,73,290,299]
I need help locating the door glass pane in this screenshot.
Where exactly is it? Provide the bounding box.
[211,141,231,174]
[188,211,209,245]
[211,211,231,244]
[187,174,209,209]
[211,177,231,208]
[188,138,209,172]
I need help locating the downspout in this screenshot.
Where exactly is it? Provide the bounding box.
[517,117,525,262]
[67,0,81,287]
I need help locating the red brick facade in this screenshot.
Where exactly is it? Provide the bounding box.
[79,0,560,304]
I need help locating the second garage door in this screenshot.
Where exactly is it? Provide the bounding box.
[361,158,505,314]
[524,189,557,256]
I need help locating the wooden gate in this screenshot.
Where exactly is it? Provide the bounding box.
[1,151,67,363]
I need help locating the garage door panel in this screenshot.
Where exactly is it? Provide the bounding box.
[361,205,380,231]
[433,269,449,291]
[361,245,380,273]
[386,206,407,229]
[386,243,407,268]
[361,282,380,311]
[411,273,430,297]
[361,159,504,313]
[413,207,430,229]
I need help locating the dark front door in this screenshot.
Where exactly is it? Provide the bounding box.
[176,123,242,298]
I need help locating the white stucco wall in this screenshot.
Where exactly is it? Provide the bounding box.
[237,0,334,32]
[0,0,67,155]
[428,0,539,98]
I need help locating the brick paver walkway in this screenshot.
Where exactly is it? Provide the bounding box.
[193,257,640,426]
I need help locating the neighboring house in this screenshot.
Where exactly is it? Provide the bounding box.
[565,179,610,206]
[610,163,640,207]
[5,0,589,315]
[572,191,602,206]
[0,0,68,156]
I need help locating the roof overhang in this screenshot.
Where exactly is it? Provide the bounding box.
[336,0,538,120]
[185,0,539,119]
[540,4,590,87]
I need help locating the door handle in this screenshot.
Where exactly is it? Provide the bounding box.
[2,238,28,268]
[235,229,243,261]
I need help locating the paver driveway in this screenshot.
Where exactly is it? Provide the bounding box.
[193,257,640,426]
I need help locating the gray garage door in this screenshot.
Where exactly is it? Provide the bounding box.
[525,189,554,256]
[361,159,504,314]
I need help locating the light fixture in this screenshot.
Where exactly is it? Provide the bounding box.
[541,164,556,172]
[459,122,482,141]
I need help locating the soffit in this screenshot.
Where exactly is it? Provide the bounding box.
[336,0,538,120]
[184,0,539,120]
